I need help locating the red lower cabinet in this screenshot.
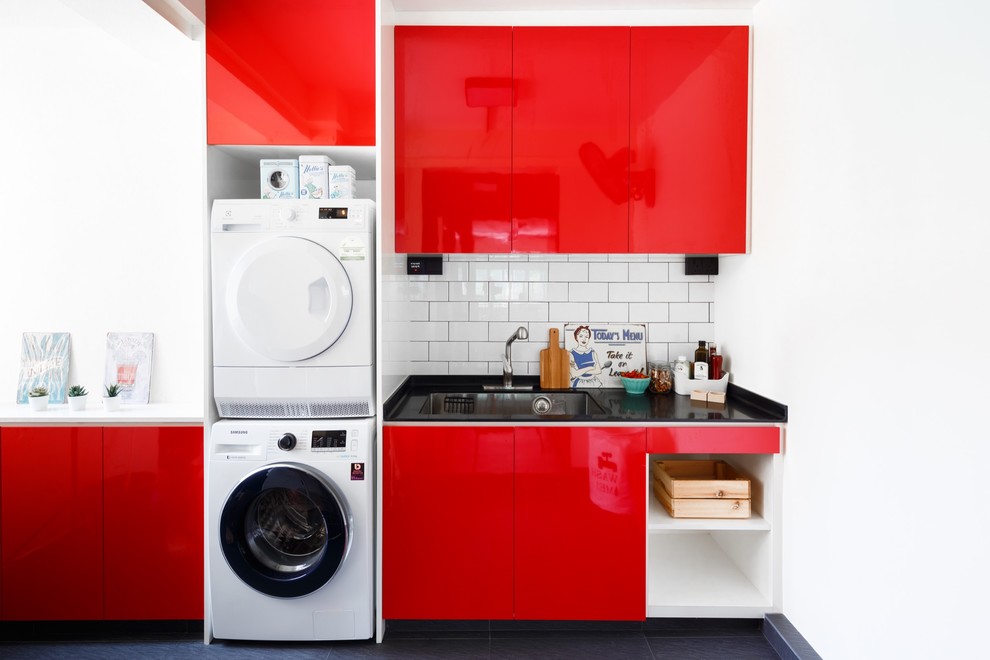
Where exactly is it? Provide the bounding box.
[103,427,204,619]
[383,426,514,619]
[1,427,104,620]
[514,427,647,620]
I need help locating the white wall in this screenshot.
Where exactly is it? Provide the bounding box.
[720,0,990,656]
[0,0,205,408]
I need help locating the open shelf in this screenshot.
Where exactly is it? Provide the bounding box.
[647,489,770,532]
[646,531,772,618]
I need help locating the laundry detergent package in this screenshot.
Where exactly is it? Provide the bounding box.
[298,155,334,199]
[327,165,357,199]
[260,159,299,199]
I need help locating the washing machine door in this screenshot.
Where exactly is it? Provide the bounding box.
[226,236,353,362]
[219,462,350,598]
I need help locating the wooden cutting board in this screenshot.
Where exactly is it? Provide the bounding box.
[539,328,570,389]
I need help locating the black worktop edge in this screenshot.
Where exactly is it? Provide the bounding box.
[383,375,787,423]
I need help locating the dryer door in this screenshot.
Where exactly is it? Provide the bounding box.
[227,236,353,362]
[219,462,349,598]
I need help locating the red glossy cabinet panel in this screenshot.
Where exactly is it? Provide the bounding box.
[513,27,631,253]
[647,426,780,454]
[1,427,103,620]
[630,26,750,254]
[383,426,514,619]
[395,26,513,253]
[206,0,376,145]
[103,427,204,620]
[514,427,646,620]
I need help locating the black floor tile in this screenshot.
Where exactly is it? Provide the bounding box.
[491,634,654,660]
[648,635,780,659]
[327,638,490,658]
[643,618,765,638]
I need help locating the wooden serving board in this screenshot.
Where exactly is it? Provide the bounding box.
[539,328,570,389]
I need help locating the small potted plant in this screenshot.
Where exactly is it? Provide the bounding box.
[67,385,89,411]
[103,383,123,412]
[28,385,50,412]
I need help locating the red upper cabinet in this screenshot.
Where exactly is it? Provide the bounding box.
[103,427,204,620]
[206,0,376,146]
[395,26,513,253]
[382,426,514,619]
[629,26,750,254]
[1,427,104,620]
[514,426,646,620]
[513,27,631,253]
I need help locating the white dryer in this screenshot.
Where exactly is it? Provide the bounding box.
[211,199,375,418]
[208,418,374,641]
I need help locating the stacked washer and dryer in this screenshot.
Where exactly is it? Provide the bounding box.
[207,198,376,641]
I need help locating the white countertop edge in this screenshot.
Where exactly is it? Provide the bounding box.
[0,403,204,426]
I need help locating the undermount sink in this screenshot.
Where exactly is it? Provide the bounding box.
[419,391,605,418]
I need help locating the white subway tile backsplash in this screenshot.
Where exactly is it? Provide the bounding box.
[529,282,569,302]
[509,302,549,322]
[589,262,628,282]
[669,302,710,323]
[589,302,629,322]
[549,262,588,282]
[429,301,469,321]
[449,281,489,301]
[549,302,589,322]
[383,252,721,377]
[510,262,549,282]
[629,262,669,282]
[649,283,690,302]
[608,282,649,303]
[569,282,609,302]
[470,301,509,322]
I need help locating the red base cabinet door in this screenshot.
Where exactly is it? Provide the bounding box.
[395,26,513,253]
[383,426,513,619]
[103,427,204,620]
[1,427,104,620]
[514,427,646,620]
[512,27,631,254]
[629,26,750,254]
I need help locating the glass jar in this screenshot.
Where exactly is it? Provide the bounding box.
[648,362,673,394]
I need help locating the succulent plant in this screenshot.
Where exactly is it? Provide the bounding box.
[68,385,88,397]
[29,385,49,398]
[105,383,122,398]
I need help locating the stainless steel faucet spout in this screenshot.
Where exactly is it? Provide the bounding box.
[502,326,529,388]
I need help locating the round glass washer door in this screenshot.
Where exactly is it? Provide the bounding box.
[219,463,350,598]
[227,236,353,362]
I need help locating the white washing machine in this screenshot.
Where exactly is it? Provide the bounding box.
[208,418,374,641]
[211,198,375,418]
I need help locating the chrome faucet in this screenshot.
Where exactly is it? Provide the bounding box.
[500,326,530,389]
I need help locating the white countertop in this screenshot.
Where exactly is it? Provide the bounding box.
[0,402,204,426]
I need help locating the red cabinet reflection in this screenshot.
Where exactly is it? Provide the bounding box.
[514,426,646,620]
[103,427,204,620]
[395,26,513,253]
[513,27,631,253]
[1,427,103,620]
[382,426,514,619]
[630,26,750,254]
[206,0,376,146]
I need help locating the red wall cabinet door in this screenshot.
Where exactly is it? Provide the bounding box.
[206,0,376,145]
[103,427,204,620]
[629,26,750,254]
[383,426,513,619]
[395,26,513,253]
[514,426,646,620]
[1,427,104,620]
[513,27,631,253]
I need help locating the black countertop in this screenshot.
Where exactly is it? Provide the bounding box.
[383,375,787,424]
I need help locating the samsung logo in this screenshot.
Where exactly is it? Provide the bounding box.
[229,430,248,435]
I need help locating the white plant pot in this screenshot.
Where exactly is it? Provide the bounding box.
[103,396,122,412]
[68,395,88,411]
[28,396,49,412]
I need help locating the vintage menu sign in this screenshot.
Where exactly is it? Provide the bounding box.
[563,323,647,388]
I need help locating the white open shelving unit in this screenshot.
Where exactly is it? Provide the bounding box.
[645,452,782,618]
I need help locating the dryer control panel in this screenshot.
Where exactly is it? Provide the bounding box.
[212,199,375,233]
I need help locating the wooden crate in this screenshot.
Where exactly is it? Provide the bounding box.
[651,459,751,519]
